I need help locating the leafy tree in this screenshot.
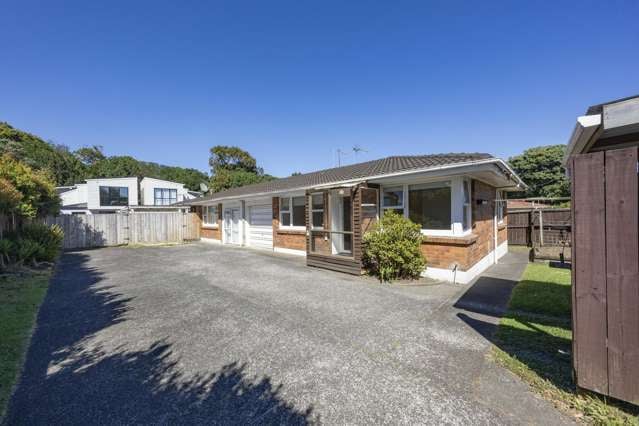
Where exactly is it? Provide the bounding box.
[75,145,106,166]
[0,154,60,218]
[208,146,275,193]
[0,122,208,191]
[508,145,570,198]
[0,122,86,186]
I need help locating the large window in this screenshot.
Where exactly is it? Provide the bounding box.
[382,186,404,216]
[99,186,128,207]
[154,188,177,206]
[202,205,218,226]
[280,196,305,228]
[310,193,324,229]
[408,182,452,231]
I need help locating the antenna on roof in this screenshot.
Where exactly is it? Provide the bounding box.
[336,148,350,167]
[352,145,367,161]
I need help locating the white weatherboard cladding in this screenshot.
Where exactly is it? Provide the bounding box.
[139,177,190,206]
[247,204,273,249]
[86,178,138,210]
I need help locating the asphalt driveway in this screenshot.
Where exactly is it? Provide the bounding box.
[5,243,570,425]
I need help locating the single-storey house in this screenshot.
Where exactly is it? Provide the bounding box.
[187,153,526,283]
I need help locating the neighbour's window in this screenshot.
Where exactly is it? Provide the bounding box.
[463,179,471,231]
[310,193,324,229]
[496,190,505,224]
[408,181,452,230]
[99,186,128,206]
[280,196,306,228]
[154,188,177,206]
[382,186,404,216]
[203,205,218,226]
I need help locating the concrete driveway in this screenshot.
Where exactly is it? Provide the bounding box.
[5,243,570,425]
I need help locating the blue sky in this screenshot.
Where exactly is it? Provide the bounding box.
[1,1,637,177]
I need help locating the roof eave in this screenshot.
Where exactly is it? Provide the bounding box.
[563,114,602,165]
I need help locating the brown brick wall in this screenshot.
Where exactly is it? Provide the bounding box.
[272,197,307,251]
[419,180,501,272]
[195,204,222,241]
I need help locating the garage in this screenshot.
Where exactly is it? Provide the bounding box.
[247,204,273,249]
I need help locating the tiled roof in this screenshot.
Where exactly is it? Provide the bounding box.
[190,153,493,203]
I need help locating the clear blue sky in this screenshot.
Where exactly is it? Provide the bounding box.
[2,1,637,177]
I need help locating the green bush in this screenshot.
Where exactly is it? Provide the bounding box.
[362,210,426,282]
[20,223,64,262]
[15,239,42,265]
[0,239,13,268]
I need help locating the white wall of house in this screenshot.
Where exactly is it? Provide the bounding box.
[139,177,192,206]
[86,177,138,210]
[59,184,88,206]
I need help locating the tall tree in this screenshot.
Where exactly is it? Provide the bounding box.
[0,154,60,218]
[508,145,570,198]
[208,146,274,193]
[74,145,106,166]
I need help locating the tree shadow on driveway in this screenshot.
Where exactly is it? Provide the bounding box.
[4,252,316,425]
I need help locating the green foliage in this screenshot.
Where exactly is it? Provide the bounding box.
[0,154,60,218]
[362,211,426,282]
[15,239,42,265]
[0,239,13,269]
[508,145,570,198]
[208,145,275,193]
[19,223,64,262]
[0,122,208,191]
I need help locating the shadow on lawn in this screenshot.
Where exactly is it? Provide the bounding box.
[4,252,316,425]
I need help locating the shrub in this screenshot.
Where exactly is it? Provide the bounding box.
[15,239,43,266]
[20,223,64,261]
[363,210,426,282]
[0,238,13,269]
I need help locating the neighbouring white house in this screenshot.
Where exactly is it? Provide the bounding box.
[57,177,200,214]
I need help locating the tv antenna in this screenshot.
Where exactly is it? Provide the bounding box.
[337,145,368,166]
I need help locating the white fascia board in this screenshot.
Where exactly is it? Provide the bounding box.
[563,114,602,165]
[191,158,525,205]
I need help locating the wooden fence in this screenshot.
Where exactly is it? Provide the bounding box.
[571,147,639,404]
[507,208,571,246]
[45,211,201,250]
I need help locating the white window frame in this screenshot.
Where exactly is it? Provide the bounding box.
[496,190,505,224]
[379,176,473,237]
[381,186,404,215]
[279,195,306,230]
[202,205,218,228]
[310,192,325,230]
[462,179,472,231]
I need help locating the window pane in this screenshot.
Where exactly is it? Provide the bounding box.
[463,180,470,204]
[383,187,403,207]
[312,211,324,228]
[280,197,290,211]
[463,206,470,230]
[281,212,291,226]
[100,186,128,206]
[292,197,305,227]
[408,185,451,230]
[312,194,323,210]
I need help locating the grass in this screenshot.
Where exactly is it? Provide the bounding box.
[492,262,639,425]
[0,271,52,420]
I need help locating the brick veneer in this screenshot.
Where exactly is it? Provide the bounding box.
[195,204,222,240]
[420,180,505,271]
[272,197,306,251]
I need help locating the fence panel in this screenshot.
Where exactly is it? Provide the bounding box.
[572,151,609,395]
[46,211,201,250]
[604,147,639,402]
[507,208,571,247]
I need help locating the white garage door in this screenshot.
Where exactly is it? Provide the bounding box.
[248,205,273,249]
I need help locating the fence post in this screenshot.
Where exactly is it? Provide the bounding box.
[539,209,544,246]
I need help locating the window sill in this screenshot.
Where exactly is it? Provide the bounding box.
[277,228,306,235]
[422,234,478,245]
[497,222,506,230]
[202,224,219,229]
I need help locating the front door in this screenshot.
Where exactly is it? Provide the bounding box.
[224,208,241,244]
[330,192,352,255]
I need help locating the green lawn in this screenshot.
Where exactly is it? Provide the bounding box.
[0,271,51,420]
[492,263,638,425]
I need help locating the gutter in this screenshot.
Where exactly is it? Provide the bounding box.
[188,158,527,205]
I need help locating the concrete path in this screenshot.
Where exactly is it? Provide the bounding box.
[4,244,571,425]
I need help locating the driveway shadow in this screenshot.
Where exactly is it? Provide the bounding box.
[4,252,316,425]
